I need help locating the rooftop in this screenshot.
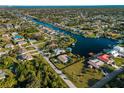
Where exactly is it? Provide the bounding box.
[58,54,68,63]
[0,70,5,80]
[98,54,110,62]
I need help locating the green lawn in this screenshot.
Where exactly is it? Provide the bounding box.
[63,61,103,88]
[84,33,96,38]
[114,57,124,66]
[50,53,83,70]
[21,43,30,47]
[25,47,35,50]
[54,63,65,69]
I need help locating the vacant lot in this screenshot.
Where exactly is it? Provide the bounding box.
[114,57,124,66]
[63,61,103,88]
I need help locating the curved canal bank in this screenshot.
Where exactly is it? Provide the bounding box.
[31,18,118,57]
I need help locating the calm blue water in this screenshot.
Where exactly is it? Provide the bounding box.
[32,18,117,57]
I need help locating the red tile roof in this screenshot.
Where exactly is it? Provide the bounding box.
[98,54,110,62]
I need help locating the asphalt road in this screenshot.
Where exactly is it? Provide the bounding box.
[91,67,124,88]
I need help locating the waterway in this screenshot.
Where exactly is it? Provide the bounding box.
[31,18,118,57]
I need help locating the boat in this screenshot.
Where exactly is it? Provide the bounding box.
[88,52,94,56]
[72,43,75,46]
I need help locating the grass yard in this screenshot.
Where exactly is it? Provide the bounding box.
[21,43,30,47]
[84,33,96,38]
[54,63,65,69]
[114,57,124,66]
[50,53,83,70]
[62,61,103,88]
[25,46,35,50]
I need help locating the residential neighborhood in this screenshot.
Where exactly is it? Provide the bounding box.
[0,7,124,88]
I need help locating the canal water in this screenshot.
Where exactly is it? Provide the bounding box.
[32,18,118,57]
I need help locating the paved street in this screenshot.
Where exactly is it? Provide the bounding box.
[19,49,37,55]
[28,39,76,88]
[91,67,124,88]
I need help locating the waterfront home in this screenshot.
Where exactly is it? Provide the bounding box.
[54,48,66,55]
[118,39,124,44]
[113,46,124,57]
[88,59,104,69]
[5,44,14,49]
[58,54,69,64]
[114,46,124,54]
[0,70,5,80]
[109,50,120,57]
[97,54,114,64]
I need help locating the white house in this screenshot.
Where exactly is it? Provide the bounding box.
[109,50,120,57]
[0,70,5,80]
[88,59,104,69]
[58,54,68,64]
[114,46,124,53]
[54,48,65,55]
[5,44,14,49]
